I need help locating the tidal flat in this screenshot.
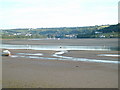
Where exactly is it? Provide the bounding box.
[2,39,119,88]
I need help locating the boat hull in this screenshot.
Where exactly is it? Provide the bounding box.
[2,52,11,56]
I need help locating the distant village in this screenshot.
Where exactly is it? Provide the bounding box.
[1,24,119,39]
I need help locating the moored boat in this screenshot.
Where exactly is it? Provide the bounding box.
[2,50,11,56]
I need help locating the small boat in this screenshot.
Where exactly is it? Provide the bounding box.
[2,50,11,56]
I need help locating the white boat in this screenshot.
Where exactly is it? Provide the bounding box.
[2,50,11,56]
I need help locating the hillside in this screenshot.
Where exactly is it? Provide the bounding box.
[1,24,119,39]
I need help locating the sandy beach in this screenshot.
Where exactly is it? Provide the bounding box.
[2,39,119,88]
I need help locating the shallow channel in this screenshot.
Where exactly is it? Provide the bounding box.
[1,44,119,51]
[1,44,120,64]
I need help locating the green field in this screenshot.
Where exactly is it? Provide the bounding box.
[1,24,119,39]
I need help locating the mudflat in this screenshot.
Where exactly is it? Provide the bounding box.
[2,38,118,46]
[2,39,119,88]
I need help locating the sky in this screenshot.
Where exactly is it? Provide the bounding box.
[0,0,119,29]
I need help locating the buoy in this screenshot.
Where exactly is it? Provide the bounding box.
[2,50,11,56]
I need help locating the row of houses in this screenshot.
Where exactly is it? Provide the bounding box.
[13,33,32,36]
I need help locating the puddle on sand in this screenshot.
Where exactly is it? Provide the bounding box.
[98,54,120,57]
[53,51,120,64]
[10,55,66,60]
[10,51,120,64]
[16,53,43,56]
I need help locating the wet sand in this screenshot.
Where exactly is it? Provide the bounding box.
[2,38,118,46]
[2,39,119,88]
[64,50,119,61]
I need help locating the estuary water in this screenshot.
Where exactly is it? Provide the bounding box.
[1,44,120,64]
[1,44,119,51]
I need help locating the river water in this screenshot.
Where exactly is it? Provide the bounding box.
[1,44,120,64]
[1,44,119,51]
